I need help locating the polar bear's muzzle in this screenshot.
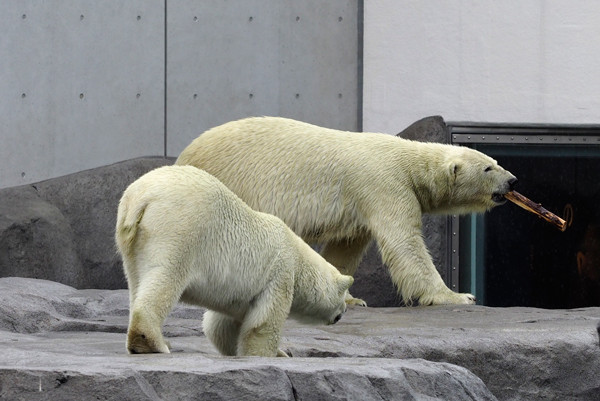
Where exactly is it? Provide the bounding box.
[329,304,347,325]
[492,192,507,204]
[492,177,518,204]
[332,313,344,325]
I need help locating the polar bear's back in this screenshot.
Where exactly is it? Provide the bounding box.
[176,117,411,242]
[179,117,395,165]
[119,165,285,267]
[122,165,230,226]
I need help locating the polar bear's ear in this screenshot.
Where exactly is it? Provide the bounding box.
[446,158,462,181]
[338,275,354,293]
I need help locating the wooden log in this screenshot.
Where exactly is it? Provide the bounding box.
[504,191,567,232]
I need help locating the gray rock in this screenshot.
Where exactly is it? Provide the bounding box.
[0,187,82,287]
[0,157,173,289]
[398,115,450,143]
[2,278,599,401]
[0,278,496,401]
[0,356,495,401]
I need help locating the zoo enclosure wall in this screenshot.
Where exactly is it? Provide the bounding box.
[0,0,362,189]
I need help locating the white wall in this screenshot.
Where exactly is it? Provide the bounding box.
[363,0,600,134]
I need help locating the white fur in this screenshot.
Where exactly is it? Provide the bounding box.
[115,165,353,356]
[176,116,517,306]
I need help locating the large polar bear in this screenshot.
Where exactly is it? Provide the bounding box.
[115,165,353,357]
[176,117,518,306]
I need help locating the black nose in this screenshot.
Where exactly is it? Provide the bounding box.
[333,314,342,324]
[508,177,518,190]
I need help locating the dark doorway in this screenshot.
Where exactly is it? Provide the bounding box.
[450,124,600,308]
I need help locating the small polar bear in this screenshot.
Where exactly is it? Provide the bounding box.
[115,165,353,357]
[176,116,517,306]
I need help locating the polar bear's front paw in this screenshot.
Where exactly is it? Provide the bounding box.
[346,297,368,307]
[426,291,476,306]
[345,291,367,307]
[463,294,477,304]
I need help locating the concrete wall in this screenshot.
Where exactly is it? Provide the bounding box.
[363,0,600,134]
[1,1,165,189]
[166,0,360,155]
[0,1,361,188]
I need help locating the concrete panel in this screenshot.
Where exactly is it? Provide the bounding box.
[1,0,361,187]
[0,1,164,188]
[278,1,359,131]
[167,0,360,156]
[166,0,281,155]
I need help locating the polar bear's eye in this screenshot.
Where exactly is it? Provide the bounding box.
[484,166,493,172]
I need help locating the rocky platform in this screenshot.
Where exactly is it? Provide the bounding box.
[1,278,598,401]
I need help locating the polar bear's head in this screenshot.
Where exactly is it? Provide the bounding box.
[290,258,354,326]
[443,147,517,214]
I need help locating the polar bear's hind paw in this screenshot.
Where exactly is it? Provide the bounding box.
[127,331,171,354]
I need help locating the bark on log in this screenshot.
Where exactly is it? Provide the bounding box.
[505,191,567,232]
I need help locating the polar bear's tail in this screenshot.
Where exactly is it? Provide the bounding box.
[115,194,147,257]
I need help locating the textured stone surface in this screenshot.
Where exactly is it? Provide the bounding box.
[1,278,599,401]
[0,353,495,401]
[0,187,82,287]
[398,115,450,143]
[0,278,496,401]
[0,157,173,289]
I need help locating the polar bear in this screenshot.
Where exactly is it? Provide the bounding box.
[115,165,353,357]
[176,117,518,306]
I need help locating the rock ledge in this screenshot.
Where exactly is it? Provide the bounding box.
[1,278,599,401]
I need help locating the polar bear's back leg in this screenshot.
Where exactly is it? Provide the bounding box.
[202,310,241,356]
[127,262,189,354]
[123,259,140,311]
[319,232,372,307]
